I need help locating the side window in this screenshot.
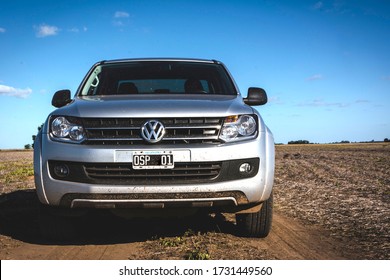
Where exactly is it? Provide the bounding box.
[80,66,101,96]
[87,76,99,95]
[200,80,210,92]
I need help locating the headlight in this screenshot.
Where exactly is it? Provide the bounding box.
[50,116,85,143]
[237,115,257,136]
[51,117,71,138]
[219,115,258,142]
[69,125,85,141]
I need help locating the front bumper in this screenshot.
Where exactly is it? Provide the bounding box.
[34,130,274,210]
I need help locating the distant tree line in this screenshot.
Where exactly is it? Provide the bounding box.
[288,140,311,145]
[285,138,389,145]
[24,124,44,149]
[330,140,350,144]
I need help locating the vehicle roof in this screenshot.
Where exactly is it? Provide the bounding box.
[99,58,221,65]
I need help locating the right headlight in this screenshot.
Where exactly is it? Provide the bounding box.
[219,115,258,142]
[50,116,86,143]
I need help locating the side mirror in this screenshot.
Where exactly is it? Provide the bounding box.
[52,90,71,108]
[244,87,268,106]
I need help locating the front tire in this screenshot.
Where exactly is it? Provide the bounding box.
[236,192,273,238]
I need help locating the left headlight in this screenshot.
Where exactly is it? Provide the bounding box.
[219,115,258,142]
[50,116,85,143]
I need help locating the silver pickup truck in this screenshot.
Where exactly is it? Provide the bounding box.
[34,58,275,239]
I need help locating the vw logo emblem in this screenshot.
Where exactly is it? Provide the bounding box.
[141,120,165,143]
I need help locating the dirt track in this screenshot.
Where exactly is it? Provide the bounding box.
[0,211,343,260]
[0,186,344,260]
[1,144,389,260]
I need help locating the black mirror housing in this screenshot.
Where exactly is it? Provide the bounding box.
[244,87,267,106]
[52,90,71,108]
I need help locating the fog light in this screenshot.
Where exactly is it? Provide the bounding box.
[54,164,70,178]
[239,163,252,174]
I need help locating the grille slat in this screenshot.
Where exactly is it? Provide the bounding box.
[86,127,140,130]
[84,162,222,183]
[86,171,220,179]
[82,117,224,145]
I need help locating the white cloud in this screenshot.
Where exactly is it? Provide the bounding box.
[268,96,284,105]
[114,11,130,18]
[297,99,349,108]
[0,84,32,98]
[68,26,88,33]
[306,74,324,81]
[113,11,131,27]
[355,99,370,104]
[0,27,6,33]
[312,1,323,10]
[113,20,124,27]
[35,24,59,38]
[311,1,349,15]
[68,27,79,33]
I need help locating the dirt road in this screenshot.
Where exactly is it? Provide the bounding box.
[1,144,389,260]
[0,193,343,260]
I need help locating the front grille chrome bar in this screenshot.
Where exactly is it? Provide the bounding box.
[82,117,224,145]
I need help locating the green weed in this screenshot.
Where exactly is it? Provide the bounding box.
[186,247,210,260]
[159,236,184,247]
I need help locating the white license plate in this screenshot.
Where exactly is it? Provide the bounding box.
[132,151,174,169]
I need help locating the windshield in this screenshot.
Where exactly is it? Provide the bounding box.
[80,61,237,96]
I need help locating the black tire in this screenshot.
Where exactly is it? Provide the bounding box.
[39,205,77,241]
[236,192,273,238]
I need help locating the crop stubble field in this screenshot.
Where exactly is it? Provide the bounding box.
[0,143,389,259]
[274,143,390,259]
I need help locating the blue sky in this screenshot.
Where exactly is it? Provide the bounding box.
[0,0,389,148]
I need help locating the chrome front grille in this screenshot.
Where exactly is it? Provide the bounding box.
[82,117,223,145]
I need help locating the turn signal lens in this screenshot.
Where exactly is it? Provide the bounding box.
[224,115,239,123]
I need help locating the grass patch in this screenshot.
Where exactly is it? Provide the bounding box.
[1,162,34,184]
[186,247,210,260]
[148,229,213,260]
[158,236,184,247]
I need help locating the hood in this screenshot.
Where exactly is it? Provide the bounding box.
[52,94,254,118]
